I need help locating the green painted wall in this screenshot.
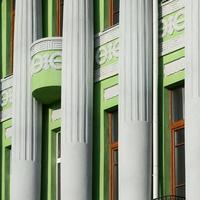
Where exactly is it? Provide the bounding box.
[0,0,12,78]
[0,119,12,200]
[42,0,57,37]
[41,103,61,200]
[159,2,185,197]
[93,75,118,200]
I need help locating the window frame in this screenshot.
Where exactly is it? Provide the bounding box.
[169,88,185,197]
[109,0,120,27]
[8,0,15,76]
[56,0,64,36]
[108,111,118,200]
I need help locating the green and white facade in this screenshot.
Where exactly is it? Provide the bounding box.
[0,0,200,199]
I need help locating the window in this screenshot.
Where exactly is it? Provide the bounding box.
[5,146,11,200]
[56,131,61,200]
[56,0,64,36]
[8,0,15,76]
[108,110,118,200]
[170,86,185,197]
[109,0,120,27]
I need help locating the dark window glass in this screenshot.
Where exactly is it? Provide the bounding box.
[56,0,64,36]
[172,87,185,121]
[170,86,185,198]
[112,111,118,142]
[110,0,120,26]
[109,110,118,200]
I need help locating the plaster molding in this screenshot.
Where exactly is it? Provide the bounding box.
[160,0,185,18]
[164,57,185,76]
[5,127,13,139]
[95,39,119,66]
[160,35,185,56]
[30,37,62,57]
[0,108,12,122]
[95,25,119,48]
[104,85,119,100]
[94,63,118,82]
[51,108,61,121]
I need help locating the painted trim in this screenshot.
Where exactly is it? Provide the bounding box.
[164,58,185,76]
[160,0,185,18]
[95,25,119,48]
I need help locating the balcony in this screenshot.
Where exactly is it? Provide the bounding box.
[154,196,185,200]
[30,37,62,104]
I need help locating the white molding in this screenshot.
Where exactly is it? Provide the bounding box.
[30,37,62,57]
[104,85,119,100]
[0,108,12,122]
[160,35,185,56]
[94,63,119,82]
[0,76,13,91]
[51,108,61,121]
[5,127,13,139]
[95,25,119,48]
[160,0,185,18]
[164,57,185,76]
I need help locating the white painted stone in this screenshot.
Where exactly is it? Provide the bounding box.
[5,127,13,139]
[160,0,185,18]
[51,108,61,121]
[61,0,93,200]
[164,57,185,76]
[185,0,200,199]
[160,35,185,56]
[94,63,119,82]
[95,25,119,48]
[104,85,119,100]
[119,0,152,199]
[10,0,42,200]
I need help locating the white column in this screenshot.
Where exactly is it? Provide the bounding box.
[119,0,152,199]
[185,1,200,199]
[61,0,93,200]
[11,0,42,200]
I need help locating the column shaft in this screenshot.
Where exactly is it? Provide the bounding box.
[119,0,152,199]
[11,0,42,199]
[61,0,93,200]
[185,1,200,199]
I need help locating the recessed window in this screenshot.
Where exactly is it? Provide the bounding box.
[8,0,15,76]
[109,0,120,27]
[170,86,185,198]
[56,0,64,36]
[56,131,61,200]
[108,110,118,200]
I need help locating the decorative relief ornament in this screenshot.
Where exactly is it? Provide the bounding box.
[31,52,62,75]
[0,87,12,108]
[162,9,185,37]
[95,39,119,66]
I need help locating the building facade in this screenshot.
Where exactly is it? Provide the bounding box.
[0,0,199,199]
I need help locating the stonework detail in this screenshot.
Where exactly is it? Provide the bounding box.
[31,38,62,75]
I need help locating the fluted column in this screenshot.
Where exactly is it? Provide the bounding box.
[185,1,200,199]
[119,1,152,199]
[11,0,42,200]
[61,0,93,200]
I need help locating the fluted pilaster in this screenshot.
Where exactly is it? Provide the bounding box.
[119,0,152,199]
[61,0,93,199]
[11,0,42,199]
[185,1,200,199]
